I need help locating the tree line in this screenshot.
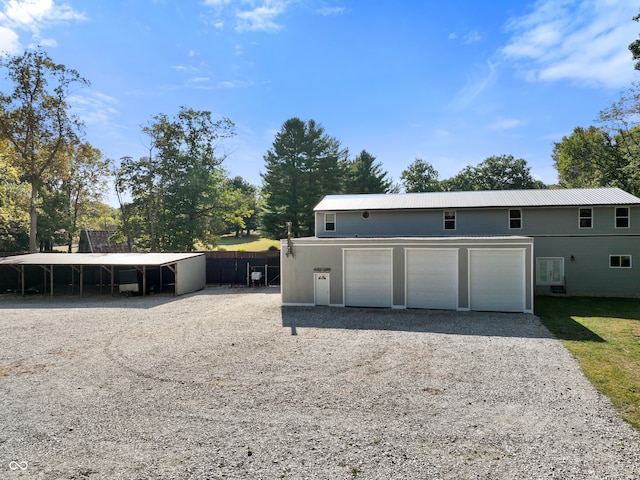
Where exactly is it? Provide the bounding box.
[2,10,640,251]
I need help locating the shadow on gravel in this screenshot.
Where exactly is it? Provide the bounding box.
[282,306,555,339]
[0,285,280,310]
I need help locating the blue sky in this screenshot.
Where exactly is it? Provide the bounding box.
[0,0,638,201]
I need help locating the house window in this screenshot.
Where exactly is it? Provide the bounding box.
[443,210,456,230]
[509,209,522,229]
[536,257,564,285]
[615,207,629,228]
[324,213,336,232]
[579,208,592,229]
[609,255,632,268]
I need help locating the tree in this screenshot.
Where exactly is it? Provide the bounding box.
[400,158,441,193]
[630,11,640,71]
[117,107,236,251]
[61,143,110,251]
[552,126,629,190]
[443,155,544,191]
[344,150,393,194]
[261,118,347,239]
[224,176,258,236]
[0,150,29,251]
[0,48,89,252]
[598,84,640,196]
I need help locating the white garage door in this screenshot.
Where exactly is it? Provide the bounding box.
[406,249,458,310]
[344,249,392,307]
[469,249,525,312]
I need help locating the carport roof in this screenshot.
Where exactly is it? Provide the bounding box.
[314,187,640,211]
[0,252,204,267]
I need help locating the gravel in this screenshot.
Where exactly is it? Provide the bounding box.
[0,286,639,479]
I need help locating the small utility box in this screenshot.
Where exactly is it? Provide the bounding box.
[119,269,140,295]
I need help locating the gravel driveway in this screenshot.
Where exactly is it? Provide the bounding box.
[0,287,639,479]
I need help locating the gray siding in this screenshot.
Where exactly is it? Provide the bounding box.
[316,206,640,238]
[281,237,534,312]
[534,236,640,296]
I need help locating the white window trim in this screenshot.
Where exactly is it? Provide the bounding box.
[536,257,565,285]
[578,207,593,229]
[615,206,630,229]
[609,254,632,269]
[509,209,522,230]
[324,212,336,232]
[443,210,456,230]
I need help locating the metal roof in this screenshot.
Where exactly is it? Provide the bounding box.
[0,252,204,267]
[314,188,640,211]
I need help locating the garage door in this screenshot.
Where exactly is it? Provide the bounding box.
[469,249,525,312]
[344,249,392,307]
[406,249,458,310]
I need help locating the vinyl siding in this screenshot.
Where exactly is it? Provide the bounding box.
[316,206,640,238]
[281,236,534,311]
[534,236,640,295]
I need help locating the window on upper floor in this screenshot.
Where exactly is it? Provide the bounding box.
[324,212,336,232]
[509,209,522,229]
[536,257,564,285]
[615,207,629,228]
[443,210,456,230]
[579,207,592,229]
[610,254,632,268]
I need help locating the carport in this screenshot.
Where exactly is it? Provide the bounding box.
[0,252,206,297]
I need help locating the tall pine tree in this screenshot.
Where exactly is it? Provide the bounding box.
[261,118,347,239]
[344,150,393,193]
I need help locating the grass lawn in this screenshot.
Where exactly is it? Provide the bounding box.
[215,234,280,252]
[535,296,640,431]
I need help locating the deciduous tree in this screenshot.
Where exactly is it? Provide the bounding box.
[400,158,441,193]
[552,126,629,190]
[0,48,89,252]
[443,155,544,191]
[0,151,29,251]
[118,107,235,251]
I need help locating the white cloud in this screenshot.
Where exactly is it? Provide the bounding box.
[502,0,638,89]
[488,118,526,130]
[315,6,346,16]
[203,0,293,33]
[462,30,482,44]
[235,2,286,32]
[0,0,86,53]
[450,60,498,110]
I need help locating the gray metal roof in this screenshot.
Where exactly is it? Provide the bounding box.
[314,188,640,211]
[0,252,204,267]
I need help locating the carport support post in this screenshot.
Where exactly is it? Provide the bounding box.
[265,263,268,286]
[80,265,84,297]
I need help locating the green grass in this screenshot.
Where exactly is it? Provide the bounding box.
[215,234,280,252]
[535,296,640,431]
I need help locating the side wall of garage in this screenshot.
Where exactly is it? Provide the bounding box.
[281,237,534,313]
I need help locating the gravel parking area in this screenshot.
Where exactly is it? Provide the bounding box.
[0,286,639,479]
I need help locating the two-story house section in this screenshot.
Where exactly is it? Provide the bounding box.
[280,188,640,313]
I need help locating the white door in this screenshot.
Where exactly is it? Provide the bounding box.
[406,249,458,310]
[344,249,393,307]
[469,249,525,312]
[314,273,330,306]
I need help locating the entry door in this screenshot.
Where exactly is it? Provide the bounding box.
[314,273,330,306]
